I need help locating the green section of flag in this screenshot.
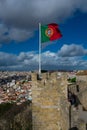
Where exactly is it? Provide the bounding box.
[41,25,50,43]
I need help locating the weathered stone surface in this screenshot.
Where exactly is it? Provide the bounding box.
[32,72,69,130]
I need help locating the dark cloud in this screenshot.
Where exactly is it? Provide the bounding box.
[0,0,86,29]
[9,28,34,42]
[0,0,74,29]
[0,24,34,44]
[0,0,87,43]
[0,52,19,66]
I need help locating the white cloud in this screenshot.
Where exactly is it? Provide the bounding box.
[0,49,87,70]
[58,44,87,57]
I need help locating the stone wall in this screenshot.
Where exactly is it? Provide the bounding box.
[32,72,69,130]
[76,75,87,82]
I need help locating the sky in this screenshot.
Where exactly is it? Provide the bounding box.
[0,0,87,71]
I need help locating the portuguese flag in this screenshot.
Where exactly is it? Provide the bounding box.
[41,23,62,43]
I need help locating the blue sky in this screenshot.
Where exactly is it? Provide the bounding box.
[0,0,87,71]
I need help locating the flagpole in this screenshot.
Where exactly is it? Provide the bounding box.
[39,23,41,76]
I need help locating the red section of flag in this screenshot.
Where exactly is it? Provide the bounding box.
[48,23,62,41]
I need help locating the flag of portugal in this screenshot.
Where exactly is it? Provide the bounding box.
[41,23,62,43]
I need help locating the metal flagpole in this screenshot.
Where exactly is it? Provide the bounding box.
[39,23,41,76]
